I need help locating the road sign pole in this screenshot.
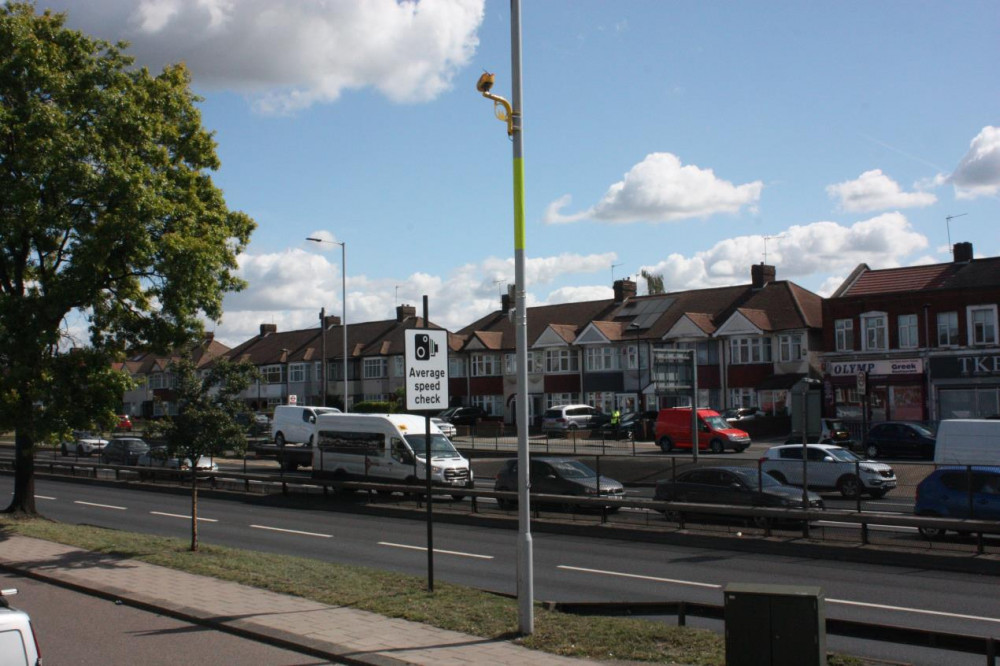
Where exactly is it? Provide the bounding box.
[423,295,433,593]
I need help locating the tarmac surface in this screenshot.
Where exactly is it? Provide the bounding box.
[0,534,600,665]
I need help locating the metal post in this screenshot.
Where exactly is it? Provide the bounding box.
[320,308,327,406]
[423,296,434,593]
[691,350,699,463]
[341,242,348,412]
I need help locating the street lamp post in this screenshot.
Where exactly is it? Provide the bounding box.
[306,237,348,412]
[476,0,533,636]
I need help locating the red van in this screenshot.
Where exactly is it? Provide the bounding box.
[655,408,751,454]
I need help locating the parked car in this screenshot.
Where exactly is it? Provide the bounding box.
[597,411,641,440]
[864,422,936,459]
[493,457,625,510]
[820,418,856,450]
[541,404,607,436]
[136,446,218,476]
[759,443,897,498]
[431,417,457,438]
[654,466,823,526]
[115,414,133,431]
[723,407,762,423]
[100,437,150,465]
[60,430,108,457]
[914,466,1000,537]
[437,406,488,426]
[0,588,42,666]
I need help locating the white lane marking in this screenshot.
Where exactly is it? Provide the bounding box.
[150,511,218,523]
[378,542,494,560]
[34,495,56,500]
[559,565,1000,624]
[557,565,721,589]
[74,501,127,510]
[829,599,1000,624]
[250,524,332,539]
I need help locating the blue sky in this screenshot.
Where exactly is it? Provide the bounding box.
[49,1,1000,348]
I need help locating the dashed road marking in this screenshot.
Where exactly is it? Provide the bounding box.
[378,542,494,560]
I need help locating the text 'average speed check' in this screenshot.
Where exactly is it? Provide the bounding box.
[405,329,449,411]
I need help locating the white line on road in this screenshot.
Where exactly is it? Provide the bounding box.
[150,511,218,523]
[378,542,494,560]
[34,495,56,500]
[250,524,332,538]
[74,501,126,510]
[828,599,1000,624]
[556,565,722,589]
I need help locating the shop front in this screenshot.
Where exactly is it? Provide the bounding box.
[929,352,1000,420]
[824,358,926,426]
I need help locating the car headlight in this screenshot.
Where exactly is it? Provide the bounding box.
[431,466,442,474]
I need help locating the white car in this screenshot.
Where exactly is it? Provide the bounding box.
[760,443,896,499]
[137,446,218,475]
[0,588,42,666]
[60,430,108,457]
[431,417,457,438]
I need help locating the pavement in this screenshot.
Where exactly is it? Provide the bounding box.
[0,534,599,666]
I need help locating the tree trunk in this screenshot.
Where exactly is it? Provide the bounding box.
[5,429,37,515]
[190,467,199,552]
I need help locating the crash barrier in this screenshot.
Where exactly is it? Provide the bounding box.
[5,456,1000,557]
[548,599,1000,666]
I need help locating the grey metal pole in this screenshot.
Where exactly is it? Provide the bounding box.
[423,295,434,592]
[320,308,326,406]
[691,350,699,463]
[510,0,533,636]
[341,241,348,412]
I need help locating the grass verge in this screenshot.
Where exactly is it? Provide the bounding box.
[0,515,867,665]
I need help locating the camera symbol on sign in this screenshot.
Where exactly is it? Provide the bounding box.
[414,333,439,361]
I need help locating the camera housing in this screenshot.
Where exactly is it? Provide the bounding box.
[414,333,439,360]
[476,72,495,94]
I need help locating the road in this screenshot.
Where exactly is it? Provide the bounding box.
[0,570,329,665]
[2,475,998,665]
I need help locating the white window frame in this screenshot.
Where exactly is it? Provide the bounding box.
[471,353,500,377]
[860,312,887,351]
[289,363,307,383]
[584,346,619,372]
[937,311,959,347]
[363,358,387,379]
[471,394,504,416]
[546,392,578,408]
[729,337,771,364]
[968,304,998,346]
[834,319,853,352]
[898,314,918,349]
[261,365,283,384]
[148,373,165,389]
[545,348,578,373]
[449,356,466,378]
[393,357,405,377]
[778,334,803,362]
[729,387,757,408]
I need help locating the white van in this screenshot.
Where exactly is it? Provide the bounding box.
[272,405,341,447]
[312,414,473,497]
[0,589,41,666]
[934,419,1000,465]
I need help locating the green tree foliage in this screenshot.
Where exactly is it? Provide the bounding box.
[0,4,255,513]
[152,357,258,551]
[640,269,665,295]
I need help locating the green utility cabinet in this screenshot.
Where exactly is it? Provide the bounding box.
[724,583,826,666]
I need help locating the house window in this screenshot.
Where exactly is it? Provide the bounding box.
[729,337,771,364]
[545,348,578,373]
[148,373,165,389]
[778,334,803,362]
[505,352,542,374]
[585,346,619,371]
[586,392,615,414]
[623,344,638,370]
[835,319,853,352]
[860,312,887,351]
[471,353,500,377]
[393,357,405,377]
[937,311,959,347]
[968,305,998,346]
[471,394,503,416]
[363,393,390,403]
[261,365,283,384]
[898,314,918,349]
[363,358,387,379]
[729,388,757,408]
[314,362,322,383]
[677,341,713,364]
[547,392,578,408]
[289,363,307,383]
[449,357,466,378]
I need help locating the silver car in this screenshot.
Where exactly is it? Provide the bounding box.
[541,404,606,435]
[760,443,896,498]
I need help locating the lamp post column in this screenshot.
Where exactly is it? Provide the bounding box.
[341,241,348,412]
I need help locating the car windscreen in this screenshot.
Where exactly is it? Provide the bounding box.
[909,423,934,437]
[404,434,461,458]
[548,460,596,479]
[827,447,860,462]
[730,468,782,488]
[703,415,731,430]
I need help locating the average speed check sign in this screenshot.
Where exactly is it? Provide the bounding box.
[405,329,449,411]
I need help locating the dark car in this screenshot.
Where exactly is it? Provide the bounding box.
[723,407,762,423]
[598,411,641,440]
[438,406,488,426]
[915,466,1000,537]
[864,422,936,459]
[100,437,150,465]
[493,457,625,510]
[654,466,823,526]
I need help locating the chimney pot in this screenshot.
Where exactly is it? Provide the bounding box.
[953,242,973,263]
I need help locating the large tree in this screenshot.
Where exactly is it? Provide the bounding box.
[0,4,255,514]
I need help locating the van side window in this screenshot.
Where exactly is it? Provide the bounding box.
[303,409,312,423]
[317,430,383,455]
[391,438,410,463]
[779,447,802,460]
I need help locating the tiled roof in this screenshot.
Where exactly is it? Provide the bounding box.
[837,257,1000,297]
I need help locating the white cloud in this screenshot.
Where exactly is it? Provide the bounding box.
[950,126,1000,199]
[826,169,936,212]
[544,153,763,224]
[50,0,485,113]
[639,212,929,290]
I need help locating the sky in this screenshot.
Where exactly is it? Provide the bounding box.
[45,0,1000,348]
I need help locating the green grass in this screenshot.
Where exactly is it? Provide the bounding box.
[0,515,868,665]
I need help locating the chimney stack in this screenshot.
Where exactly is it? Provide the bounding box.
[613,278,637,303]
[953,242,973,263]
[396,304,416,322]
[259,323,277,336]
[751,263,776,290]
[323,315,341,329]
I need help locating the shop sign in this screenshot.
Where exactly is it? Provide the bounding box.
[930,354,1000,379]
[827,359,923,377]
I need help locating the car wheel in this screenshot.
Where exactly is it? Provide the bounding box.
[917,513,946,539]
[736,445,749,453]
[709,439,724,454]
[767,471,787,484]
[837,474,863,498]
[280,458,298,472]
[451,494,466,501]
[658,436,674,453]
[274,432,286,447]
[751,515,771,529]
[865,444,879,459]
